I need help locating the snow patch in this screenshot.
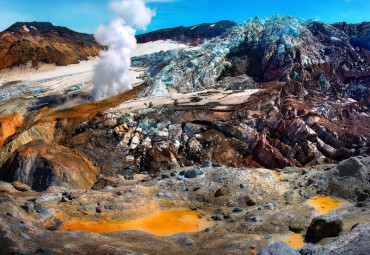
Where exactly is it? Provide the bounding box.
[22,25,30,32]
[133,40,188,57]
[210,24,215,28]
[30,26,37,30]
[191,25,198,30]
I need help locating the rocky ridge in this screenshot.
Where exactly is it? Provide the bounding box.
[136,20,237,45]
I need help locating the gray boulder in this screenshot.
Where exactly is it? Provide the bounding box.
[201,161,213,168]
[257,242,300,255]
[325,155,370,199]
[337,156,365,177]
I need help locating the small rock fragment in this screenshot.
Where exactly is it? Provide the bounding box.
[202,161,213,168]
[96,205,105,213]
[232,207,243,213]
[161,174,170,179]
[214,187,227,197]
[212,214,222,221]
[245,196,256,206]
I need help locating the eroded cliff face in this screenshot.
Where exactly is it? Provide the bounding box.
[0,22,103,70]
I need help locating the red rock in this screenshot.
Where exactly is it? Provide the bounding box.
[252,135,291,169]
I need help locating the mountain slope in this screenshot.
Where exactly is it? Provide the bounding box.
[0,22,104,70]
[136,20,237,45]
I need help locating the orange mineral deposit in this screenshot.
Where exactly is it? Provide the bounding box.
[61,209,212,236]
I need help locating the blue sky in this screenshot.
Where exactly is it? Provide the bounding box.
[0,0,369,34]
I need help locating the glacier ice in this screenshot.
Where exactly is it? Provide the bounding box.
[142,15,317,96]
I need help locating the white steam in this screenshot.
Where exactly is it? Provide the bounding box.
[92,0,155,101]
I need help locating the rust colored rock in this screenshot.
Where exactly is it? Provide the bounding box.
[0,113,24,148]
[0,140,99,191]
[0,22,103,70]
[252,135,291,169]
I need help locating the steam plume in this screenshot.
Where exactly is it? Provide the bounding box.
[92,0,155,100]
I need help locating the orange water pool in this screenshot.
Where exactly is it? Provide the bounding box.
[307,195,346,215]
[283,233,305,249]
[61,209,212,236]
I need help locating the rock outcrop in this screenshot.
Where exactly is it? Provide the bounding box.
[0,140,98,191]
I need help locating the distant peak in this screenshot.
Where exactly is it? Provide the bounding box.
[3,21,70,33]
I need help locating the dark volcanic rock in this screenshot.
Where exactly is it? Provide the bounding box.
[184,169,198,179]
[35,249,52,255]
[309,212,343,238]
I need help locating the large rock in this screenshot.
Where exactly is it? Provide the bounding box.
[301,223,370,255]
[309,212,343,238]
[337,156,366,177]
[325,155,370,199]
[257,242,300,255]
[0,140,99,191]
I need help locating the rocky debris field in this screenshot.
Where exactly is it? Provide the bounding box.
[0,155,369,254]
